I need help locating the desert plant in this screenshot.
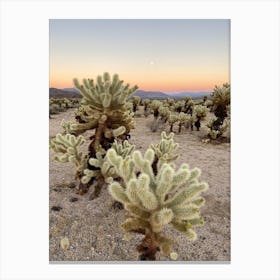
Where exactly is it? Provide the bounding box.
[150,100,162,119]
[131,96,141,113]
[184,97,194,115]
[50,72,138,194]
[166,98,175,106]
[174,100,185,113]
[107,135,208,260]
[185,115,194,131]
[142,99,151,117]
[177,112,188,133]
[158,106,171,123]
[150,131,179,172]
[207,83,230,139]
[206,117,230,140]
[167,114,178,132]
[203,95,208,103]
[50,134,87,183]
[204,99,213,109]
[81,140,135,197]
[193,105,209,131]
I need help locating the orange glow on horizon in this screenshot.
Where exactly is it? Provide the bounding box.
[50,76,230,92]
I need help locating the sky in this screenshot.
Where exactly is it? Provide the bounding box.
[49,19,230,93]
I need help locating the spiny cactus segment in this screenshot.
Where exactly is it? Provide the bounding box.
[50,133,87,180]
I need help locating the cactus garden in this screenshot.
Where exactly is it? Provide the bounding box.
[49,74,230,262]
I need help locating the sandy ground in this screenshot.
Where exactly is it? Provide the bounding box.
[49,108,230,262]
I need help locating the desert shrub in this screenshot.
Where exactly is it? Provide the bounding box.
[193,105,209,131]
[131,96,141,113]
[177,112,188,133]
[158,106,171,123]
[107,132,208,260]
[183,97,194,115]
[50,72,138,195]
[150,100,162,119]
[142,99,151,117]
[49,104,60,115]
[207,83,230,139]
[167,114,178,132]
[174,100,185,113]
[206,117,230,140]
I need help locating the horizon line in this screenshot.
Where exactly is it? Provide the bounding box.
[51,86,213,94]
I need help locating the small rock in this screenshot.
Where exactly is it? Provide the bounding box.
[51,206,62,212]
[69,197,78,202]
[170,252,178,260]
[60,237,70,250]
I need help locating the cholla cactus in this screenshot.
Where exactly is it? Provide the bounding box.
[207,83,230,139]
[131,96,141,113]
[207,117,230,140]
[50,134,87,180]
[177,112,188,133]
[204,99,213,109]
[50,72,138,194]
[81,140,135,185]
[158,106,170,123]
[166,98,175,106]
[72,73,137,146]
[150,100,162,119]
[167,114,178,132]
[193,105,209,131]
[142,99,151,117]
[185,115,194,131]
[150,131,179,171]
[174,100,185,113]
[184,97,194,115]
[107,144,208,260]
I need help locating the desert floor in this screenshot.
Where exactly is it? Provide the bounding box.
[49,108,230,262]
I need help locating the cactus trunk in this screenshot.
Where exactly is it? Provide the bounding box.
[137,233,159,260]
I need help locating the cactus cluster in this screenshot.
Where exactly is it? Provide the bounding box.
[107,132,208,260]
[158,106,171,123]
[49,98,80,117]
[81,140,135,185]
[50,72,138,194]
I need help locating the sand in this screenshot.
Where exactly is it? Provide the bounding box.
[49,108,230,262]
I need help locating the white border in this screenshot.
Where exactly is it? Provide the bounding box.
[0,0,279,279]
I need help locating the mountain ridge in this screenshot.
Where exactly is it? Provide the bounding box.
[50,88,212,100]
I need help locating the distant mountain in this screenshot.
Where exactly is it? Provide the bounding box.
[132,90,212,100]
[132,90,168,99]
[49,88,81,98]
[62,88,80,93]
[50,87,212,100]
[168,91,212,99]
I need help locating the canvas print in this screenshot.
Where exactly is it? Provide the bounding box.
[49,19,230,262]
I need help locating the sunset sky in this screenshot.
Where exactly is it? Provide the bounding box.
[49,19,230,93]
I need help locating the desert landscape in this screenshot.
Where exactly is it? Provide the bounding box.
[49,97,230,262]
[49,19,230,262]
